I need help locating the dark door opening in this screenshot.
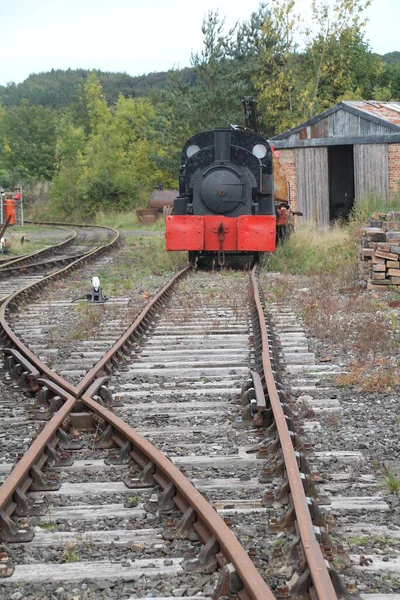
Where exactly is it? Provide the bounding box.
[328,145,355,220]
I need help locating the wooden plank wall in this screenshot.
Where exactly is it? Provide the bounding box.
[354,144,389,201]
[295,147,330,226]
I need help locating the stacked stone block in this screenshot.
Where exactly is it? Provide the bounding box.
[359,212,400,290]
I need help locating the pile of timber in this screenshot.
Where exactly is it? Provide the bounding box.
[359,211,400,290]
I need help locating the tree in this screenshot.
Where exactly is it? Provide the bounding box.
[255,0,387,135]
[256,0,301,135]
[84,72,112,135]
[50,112,86,216]
[300,0,383,116]
[164,7,274,135]
[0,99,56,181]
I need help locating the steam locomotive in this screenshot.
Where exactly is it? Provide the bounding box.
[165,99,291,265]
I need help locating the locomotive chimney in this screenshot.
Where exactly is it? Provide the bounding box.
[214,129,231,162]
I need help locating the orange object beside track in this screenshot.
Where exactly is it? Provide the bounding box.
[4,198,16,225]
[166,215,276,253]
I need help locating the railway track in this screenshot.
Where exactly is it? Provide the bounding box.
[0,230,363,599]
[0,223,116,302]
[262,272,400,598]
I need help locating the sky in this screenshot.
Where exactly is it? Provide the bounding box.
[0,0,399,87]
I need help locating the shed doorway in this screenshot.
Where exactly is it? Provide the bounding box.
[328,145,355,220]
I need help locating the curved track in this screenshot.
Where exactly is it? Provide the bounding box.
[0,239,347,600]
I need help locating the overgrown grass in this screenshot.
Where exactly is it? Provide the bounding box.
[382,470,400,494]
[267,190,400,277]
[2,225,72,256]
[265,223,356,280]
[349,190,400,230]
[336,360,400,392]
[63,232,186,300]
[263,208,400,384]
[94,209,166,231]
[25,199,64,222]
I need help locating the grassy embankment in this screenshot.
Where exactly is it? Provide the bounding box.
[263,193,400,392]
[2,224,75,256]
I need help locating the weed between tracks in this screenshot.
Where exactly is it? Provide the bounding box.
[382,470,400,494]
[162,270,248,326]
[62,533,94,563]
[65,234,185,300]
[262,222,400,391]
[69,301,106,340]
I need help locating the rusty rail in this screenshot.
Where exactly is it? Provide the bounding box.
[250,265,338,600]
[0,224,120,393]
[0,394,76,509]
[75,265,191,396]
[0,248,340,599]
[0,226,77,271]
[0,259,277,600]
[81,392,275,600]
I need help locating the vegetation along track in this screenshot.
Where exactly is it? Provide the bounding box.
[0,243,355,600]
[262,271,400,596]
[0,222,117,302]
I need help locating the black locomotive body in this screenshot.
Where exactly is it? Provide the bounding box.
[173,127,275,219]
[166,103,278,261]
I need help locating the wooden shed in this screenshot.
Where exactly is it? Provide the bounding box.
[270,101,400,226]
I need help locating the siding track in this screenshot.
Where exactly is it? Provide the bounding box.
[0,245,353,600]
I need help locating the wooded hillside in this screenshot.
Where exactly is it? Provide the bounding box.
[0,0,398,218]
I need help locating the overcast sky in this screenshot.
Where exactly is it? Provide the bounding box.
[0,0,398,87]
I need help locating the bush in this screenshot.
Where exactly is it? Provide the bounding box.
[265,222,356,279]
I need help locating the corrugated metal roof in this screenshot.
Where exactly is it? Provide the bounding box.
[343,101,400,127]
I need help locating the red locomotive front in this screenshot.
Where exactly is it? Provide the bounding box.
[165,111,277,265]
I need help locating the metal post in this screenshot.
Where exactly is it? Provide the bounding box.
[0,187,3,225]
[20,186,24,226]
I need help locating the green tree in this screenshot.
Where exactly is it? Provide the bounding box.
[165,7,273,134]
[300,0,382,115]
[84,72,112,135]
[256,0,387,135]
[0,99,56,181]
[50,112,86,216]
[256,0,300,135]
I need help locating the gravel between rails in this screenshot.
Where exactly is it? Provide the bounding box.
[0,268,287,600]
[263,271,400,596]
[0,225,117,485]
[6,233,181,386]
